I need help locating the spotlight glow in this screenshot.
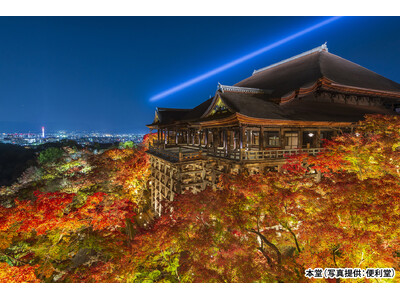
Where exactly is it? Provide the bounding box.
[150,16,343,102]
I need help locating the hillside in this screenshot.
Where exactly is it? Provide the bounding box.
[0,118,399,283]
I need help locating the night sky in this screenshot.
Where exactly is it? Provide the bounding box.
[1,16,400,134]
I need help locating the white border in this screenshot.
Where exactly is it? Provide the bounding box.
[0,0,399,16]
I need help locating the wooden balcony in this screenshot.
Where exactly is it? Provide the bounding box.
[148,144,203,162]
[148,142,323,163]
[207,147,323,160]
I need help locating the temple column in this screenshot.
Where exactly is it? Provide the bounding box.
[317,129,321,148]
[299,128,304,149]
[259,126,264,151]
[248,129,252,149]
[233,129,237,150]
[213,129,218,153]
[239,126,245,149]
[223,129,227,156]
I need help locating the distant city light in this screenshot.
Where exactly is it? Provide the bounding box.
[0,130,146,147]
[150,16,343,102]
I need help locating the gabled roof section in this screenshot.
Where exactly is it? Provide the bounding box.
[281,93,399,122]
[217,83,272,95]
[218,91,286,120]
[201,83,275,119]
[182,97,214,121]
[252,43,328,75]
[236,43,400,99]
[153,107,191,125]
[320,52,400,93]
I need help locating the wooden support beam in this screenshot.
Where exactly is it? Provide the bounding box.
[233,130,236,150]
[239,126,245,149]
[279,127,284,148]
[223,129,227,155]
[317,128,321,148]
[299,128,304,148]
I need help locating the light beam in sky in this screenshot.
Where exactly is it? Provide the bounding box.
[150,16,344,102]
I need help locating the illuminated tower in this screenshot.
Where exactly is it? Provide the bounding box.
[42,126,45,139]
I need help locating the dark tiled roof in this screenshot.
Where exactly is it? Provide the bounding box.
[281,94,398,122]
[156,108,191,125]
[219,91,287,120]
[183,98,213,120]
[218,92,397,123]
[235,50,400,98]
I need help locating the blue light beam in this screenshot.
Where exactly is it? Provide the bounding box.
[150,16,343,102]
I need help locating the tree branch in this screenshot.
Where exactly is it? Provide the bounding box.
[285,225,301,253]
[248,228,282,266]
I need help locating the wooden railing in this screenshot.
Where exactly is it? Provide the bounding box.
[148,141,323,162]
[148,144,203,162]
[206,147,323,160]
[148,144,179,162]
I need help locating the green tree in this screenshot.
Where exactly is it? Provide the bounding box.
[38,148,64,164]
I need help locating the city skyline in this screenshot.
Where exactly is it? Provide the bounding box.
[2,17,400,133]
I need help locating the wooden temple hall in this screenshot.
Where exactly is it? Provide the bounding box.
[146,43,400,215]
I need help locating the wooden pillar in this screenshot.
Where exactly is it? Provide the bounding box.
[279,127,284,149]
[198,130,201,146]
[223,129,227,149]
[216,128,220,147]
[239,126,245,149]
[248,129,252,149]
[233,129,237,150]
[317,129,321,148]
[259,126,264,151]
[175,128,178,145]
[164,129,167,145]
[205,129,208,147]
[167,130,170,145]
[299,128,304,149]
[223,129,228,155]
[213,129,217,152]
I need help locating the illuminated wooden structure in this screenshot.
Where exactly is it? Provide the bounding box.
[147,44,400,215]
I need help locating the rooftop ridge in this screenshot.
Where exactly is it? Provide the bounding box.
[252,42,328,75]
[217,83,272,94]
[156,107,192,111]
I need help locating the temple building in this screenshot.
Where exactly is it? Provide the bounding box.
[146,44,400,216]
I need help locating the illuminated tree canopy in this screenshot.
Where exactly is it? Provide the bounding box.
[0,116,399,282]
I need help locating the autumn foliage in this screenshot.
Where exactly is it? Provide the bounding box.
[0,115,399,282]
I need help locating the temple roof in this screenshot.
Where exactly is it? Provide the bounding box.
[149,44,400,127]
[182,97,213,121]
[148,107,191,126]
[235,47,400,98]
[216,92,397,123]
